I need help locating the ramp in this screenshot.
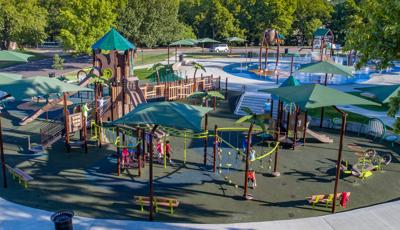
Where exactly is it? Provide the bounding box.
[306,129,333,143]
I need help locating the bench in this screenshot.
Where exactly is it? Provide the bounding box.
[5,164,34,189]
[307,192,351,209]
[134,196,179,214]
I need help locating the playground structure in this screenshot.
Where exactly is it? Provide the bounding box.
[251,29,282,76]
[311,28,335,61]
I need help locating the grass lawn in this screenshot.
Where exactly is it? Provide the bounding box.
[308,107,370,124]
[135,52,168,65]
[0,50,48,68]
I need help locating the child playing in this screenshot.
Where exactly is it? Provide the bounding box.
[247,169,257,189]
[156,139,164,164]
[122,148,130,168]
[165,140,174,165]
[249,145,256,162]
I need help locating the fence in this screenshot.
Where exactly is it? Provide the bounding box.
[139,75,224,101]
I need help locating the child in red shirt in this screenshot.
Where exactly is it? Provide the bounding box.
[247,169,257,189]
[165,140,174,165]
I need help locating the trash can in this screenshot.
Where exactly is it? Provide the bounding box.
[49,72,56,78]
[284,48,289,54]
[51,210,74,230]
[179,54,184,62]
[247,51,253,58]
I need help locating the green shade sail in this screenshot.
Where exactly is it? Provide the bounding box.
[170,39,196,46]
[297,61,354,77]
[355,85,400,103]
[260,84,379,110]
[225,37,246,43]
[280,76,300,88]
[277,34,285,40]
[197,38,220,43]
[0,73,22,84]
[113,101,212,132]
[92,28,135,51]
[0,76,93,100]
[0,51,33,62]
[313,28,331,37]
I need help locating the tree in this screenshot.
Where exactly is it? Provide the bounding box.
[52,54,64,70]
[330,0,359,45]
[57,0,117,54]
[117,0,191,47]
[193,62,206,78]
[0,0,48,49]
[188,90,225,109]
[235,107,270,199]
[344,0,400,69]
[291,0,333,45]
[388,92,400,134]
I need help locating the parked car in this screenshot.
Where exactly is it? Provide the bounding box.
[210,44,229,52]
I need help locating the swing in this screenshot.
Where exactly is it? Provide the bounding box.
[27,136,44,154]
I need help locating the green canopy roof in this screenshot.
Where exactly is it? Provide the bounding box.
[225,37,246,43]
[0,76,93,100]
[0,51,33,62]
[92,28,135,51]
[297,61,354,77]
[170,39,196,46]
[278,34,285,40]
[260,84,379,110]
[0,73,22,84]
[113,101,212,132]
[313,28,331,37]
[197,38,220,43]
[280,76,300,88]
[356,85,400,103]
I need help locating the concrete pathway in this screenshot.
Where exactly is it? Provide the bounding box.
[0,197,399,230]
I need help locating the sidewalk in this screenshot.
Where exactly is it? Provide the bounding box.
[0,197,399,230]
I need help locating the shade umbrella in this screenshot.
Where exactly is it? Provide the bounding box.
[355,85,400,103]
[297,60,354,127]
[113,101,211,221]
[225,37,246,54]
[169,39,196,64]
[260,84,379,213]
[280,75,300,88]
[197,38,220,52]
[0,50,33,62]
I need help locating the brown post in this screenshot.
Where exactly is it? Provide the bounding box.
[285,110,290,139]
[116,127,121,176]
[149,125,159,221]
[293,106,299,150]
[142,129,146,169]
[258,38,263,71]
[137,128,141,177]
[82,111,88,153]
[0,115,7,188]
[122,79,126,116]
[290,55,294,75]
[265,46,269,71]
[213,125,218,173]
[303,110,308,145]
[243,123,254,199]
[273,101,282,176]
[225,78,228,99]
[63,93,70,152]
[275,35,280,69]
[332,106,347,213]
[203,113,208,165]
[218,76,221,90]
[110,85,114,121]
[311,36,315,52]
[320,37,325,61]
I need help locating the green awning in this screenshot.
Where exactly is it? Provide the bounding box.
[313,28,331,37]
[278,34,285,40]
[297,61,354,77]
[92,28,135,51]
[0,51,33,62]
[0,76,93,100]
[355,85,400,103]
[260,84,379,110]
[197,38,220,44]
[170,39,196,46]
[113,101,212,132]
[0,73,22,84]
[280,76,300,88]
[225,37,246,43]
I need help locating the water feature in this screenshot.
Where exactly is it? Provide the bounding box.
[224,55,400,85]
